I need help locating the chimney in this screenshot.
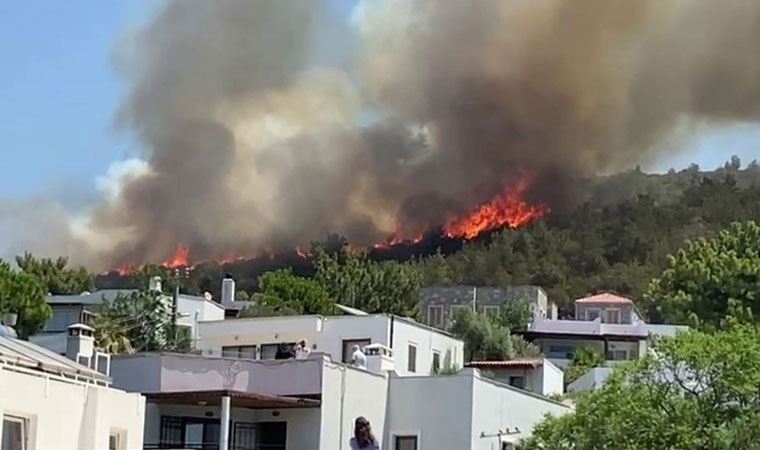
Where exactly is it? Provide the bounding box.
[221,274,235,306]
[66,323,95,366]
[149,276,162,292]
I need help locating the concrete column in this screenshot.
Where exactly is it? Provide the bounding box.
[219,395,231,450]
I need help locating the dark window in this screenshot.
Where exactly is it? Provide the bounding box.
[427,305,443,327]
[2,416,26,450]
[222,345,257,359]
[159,416,219,450]
[508,376,525,389]
[395,435,418,450]
[232,423,257,450]
[258,422,286,450]
[407,344,417,373]
[159,417,183,448]
[342,339,371,363]
[432,352,441,374]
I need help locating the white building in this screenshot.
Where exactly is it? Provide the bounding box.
[198,313,464,375]
[111,312,570,450]
[0,330,145,450]
[521,293,689,368]
[466,358,564,396]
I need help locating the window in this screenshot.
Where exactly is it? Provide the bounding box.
[585,308,601,321]
[44,307,80,332]
[449,304,470,319]
[482,305,500,318]
[432,351,441,374]
[232,422,257,450]
[342,339,371,363]
[160,416,219,450]
[547,345,576,359]
[604,308,621,324]
[222,345,257,359]
[508,376,525,389]
[407,344,417,373]
[395,435,418,450]
[606,349,628,361]
[2,416,26,450]
[427,305,444,328]
[260,344,279,360]
[108,431,124,450]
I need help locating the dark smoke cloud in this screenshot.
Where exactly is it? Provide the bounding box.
[6,0,760,268]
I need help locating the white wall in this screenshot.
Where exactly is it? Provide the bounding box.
[385,373,474,450]
[199,316,324,356]
[0,366,144,450]
[470,370,570,449]
[540,360,564,396]
[391,318,464,375]
[320,316,391,363]
[319,361,389,450]
[176,295,226,342]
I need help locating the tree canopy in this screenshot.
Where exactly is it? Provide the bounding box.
[0,260,51,338]
[644,221,760,329]
[449,308,538,361]
[522,323,760,450]
[15,252,92,295]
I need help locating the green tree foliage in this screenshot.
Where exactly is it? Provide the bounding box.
[449,308,538,361]
[522,323,760,450]
[563,346,606,385]
[99,290,174,352]
[0,260,51,338]
[419,170,760,314]
[255,269,334,315]
[15,252,92,295]
[92,312,134,355]
[644,221,760,328]
[314,248,420,317]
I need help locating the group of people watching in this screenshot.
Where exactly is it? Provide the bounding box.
[274,339,312,360]
[273,340,369,369]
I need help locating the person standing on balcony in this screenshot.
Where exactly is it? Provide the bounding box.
[351,345,367,369]
[295,339,311,360]
[350,416,379,449]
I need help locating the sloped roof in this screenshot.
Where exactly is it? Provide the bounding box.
[466,358,544,369]
[575,292,633,305]
[0,335,109,383]
[47,289,135,305]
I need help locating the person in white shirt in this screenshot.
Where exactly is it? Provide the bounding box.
[351,345,367,369]
[295,339,311,360]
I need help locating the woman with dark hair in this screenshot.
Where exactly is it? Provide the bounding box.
[350,416,379,449]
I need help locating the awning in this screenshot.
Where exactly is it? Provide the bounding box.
[144,390,321,409]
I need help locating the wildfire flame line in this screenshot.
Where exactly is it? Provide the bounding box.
[443,176,548,239]
[110,176,546,273]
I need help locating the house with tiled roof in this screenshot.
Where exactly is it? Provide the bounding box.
[519,292,688,369]
[466,357,564,396]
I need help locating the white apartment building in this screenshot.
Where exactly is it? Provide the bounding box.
[0,330,145,450]
[198,313,464,375]
[111,312,570,450]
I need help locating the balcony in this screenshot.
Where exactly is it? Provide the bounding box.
[111,352,325,397]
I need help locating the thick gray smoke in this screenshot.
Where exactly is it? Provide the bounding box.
[7,0,760,268]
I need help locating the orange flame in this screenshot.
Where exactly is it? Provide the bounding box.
[162,245,190,269]
[444,175,548,239]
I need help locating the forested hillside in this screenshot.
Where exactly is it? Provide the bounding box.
[95,159,760,318]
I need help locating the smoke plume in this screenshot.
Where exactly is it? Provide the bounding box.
[6,0,760,268]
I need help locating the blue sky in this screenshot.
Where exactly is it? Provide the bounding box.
[0,0,758,205]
